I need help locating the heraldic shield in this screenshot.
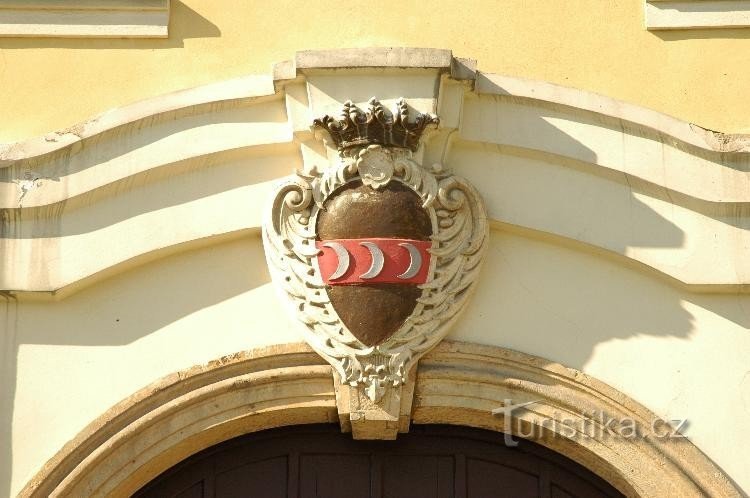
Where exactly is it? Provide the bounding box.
[262,98,488,406]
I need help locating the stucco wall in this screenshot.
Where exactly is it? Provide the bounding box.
[4,232,749,496]
[1,52,749,497]
[2,0,750,144]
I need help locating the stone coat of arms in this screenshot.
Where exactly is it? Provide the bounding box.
[262,98,487,436]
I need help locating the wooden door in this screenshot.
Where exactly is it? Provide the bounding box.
[134,425,624,498]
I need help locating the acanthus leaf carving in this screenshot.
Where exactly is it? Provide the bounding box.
[263,99,488,409]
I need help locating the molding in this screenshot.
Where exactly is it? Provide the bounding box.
[18,341,742,497]
[0,74,275,165]
[645,0,750,30]
[417,342,742,498]
[20,343,337,498]
[2,48,750,294]
[0,0,170,38]
[474,72,750,154]
[272,47,477,91]
[3,49,747,166]
[296,47,453,70]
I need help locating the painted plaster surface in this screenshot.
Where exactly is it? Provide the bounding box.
[2,0,750,144]
[16,343,738,497]
[4,237,304,496]
[1,51,749,496]
[4,232,749,496]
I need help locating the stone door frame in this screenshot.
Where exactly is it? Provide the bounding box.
[19,342,740,497]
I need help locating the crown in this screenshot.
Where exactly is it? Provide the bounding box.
[313,97,439,153]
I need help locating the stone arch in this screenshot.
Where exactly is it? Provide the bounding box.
[19,341,740,498]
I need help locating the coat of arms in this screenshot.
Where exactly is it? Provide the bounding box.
[263,98,487,414]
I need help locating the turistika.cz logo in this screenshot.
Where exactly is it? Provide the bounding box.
[491,399,688,447]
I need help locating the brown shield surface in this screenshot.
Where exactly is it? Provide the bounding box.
[316,180,432,346]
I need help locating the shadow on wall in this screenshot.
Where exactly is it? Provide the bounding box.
[0,102,286,188]
[0,1,220,50]
[443,87,749,373]
[651,27,750,42]
[0,235,273,496]
[0,151,290,238]
[18,236,272,347]
[2,74,750,494]
[457,220,750,367]
[0,0,217,488]
[456,231,696,370]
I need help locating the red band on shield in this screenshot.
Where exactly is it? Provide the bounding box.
[316,238,432,285]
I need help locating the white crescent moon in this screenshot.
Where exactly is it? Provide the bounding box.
[397,243,423,279]
[322,242,350,280]
[359,241,385,279]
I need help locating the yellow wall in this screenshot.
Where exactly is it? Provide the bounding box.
[1,0,749,143]
[4,37,750,496]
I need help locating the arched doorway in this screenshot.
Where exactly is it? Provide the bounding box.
[20,343,738,497]
[135,424,623,498]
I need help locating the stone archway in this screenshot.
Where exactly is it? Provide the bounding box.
[19,342,740,497]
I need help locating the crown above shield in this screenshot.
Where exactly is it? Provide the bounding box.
[313,97,439,153]
[263,97,487,437]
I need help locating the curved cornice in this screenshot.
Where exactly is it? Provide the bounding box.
[474,73,750,154]
[2,48,749,294]
[3,48,747,166]
[19,341,742,497]
[0,75,276,165]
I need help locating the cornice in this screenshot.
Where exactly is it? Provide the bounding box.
[2,48,748,168]
[645,0,750,30]
[0,0,170,38]
[1,48,749,295]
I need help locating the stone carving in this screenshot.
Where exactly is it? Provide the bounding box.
[262,98,488,409]
[313,97,440,152]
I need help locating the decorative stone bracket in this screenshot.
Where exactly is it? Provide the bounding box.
[333,367,416,440]
[262,95,488,439]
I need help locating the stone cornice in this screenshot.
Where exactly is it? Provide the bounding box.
[2,48,749,295]
[0,0,169,38]
[646,0,750,31]
[2,48,748,166]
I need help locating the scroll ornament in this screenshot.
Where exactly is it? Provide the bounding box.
[263,98,488,402]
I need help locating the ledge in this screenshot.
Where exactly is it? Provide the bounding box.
[0,0,170,38]
[646,0,750,30]
[4,48,748,167]
[0,74,275,165]
[272,47,476,90]
[2,48,750,294]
